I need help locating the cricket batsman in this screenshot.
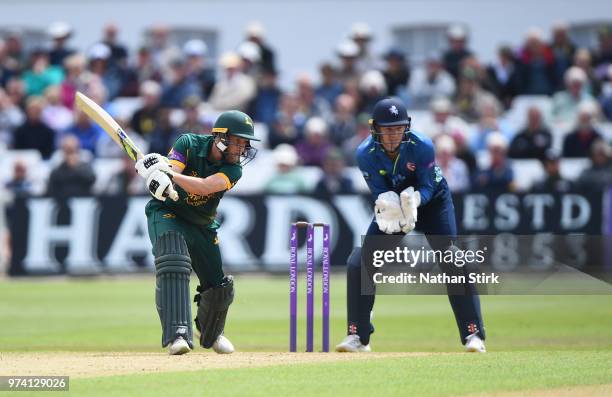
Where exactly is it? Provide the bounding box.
[335,97,486,353]
[135,110,259,355]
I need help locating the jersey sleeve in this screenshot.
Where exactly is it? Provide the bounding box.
[415,141,437,206]
[167,134,190,171]
[217,164,242,191]
[356,150,388,201]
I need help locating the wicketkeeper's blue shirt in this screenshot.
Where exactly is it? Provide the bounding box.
[355,131,446,206]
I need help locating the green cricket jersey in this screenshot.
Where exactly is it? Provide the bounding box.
[147,133,242,227]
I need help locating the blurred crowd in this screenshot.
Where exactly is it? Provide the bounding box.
[3,20,612,200]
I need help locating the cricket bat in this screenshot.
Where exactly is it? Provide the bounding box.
[74,91,178,201]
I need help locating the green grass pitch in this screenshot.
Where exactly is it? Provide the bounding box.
[0,274,611,396]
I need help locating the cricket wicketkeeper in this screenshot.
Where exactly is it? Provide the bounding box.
[135,110,259,355]
[335,97,486,353]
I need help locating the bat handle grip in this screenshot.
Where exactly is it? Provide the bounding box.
[164,186,179,201]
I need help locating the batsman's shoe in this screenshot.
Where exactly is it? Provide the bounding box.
[465,333,486,353]
[335,334,371,352]
[212,335,235,354]
[168,336,191,355]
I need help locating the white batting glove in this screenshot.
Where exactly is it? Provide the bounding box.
[146,170,177,202]
[400,187,421,233]
[135,153,172,179]
[375,191,407,234]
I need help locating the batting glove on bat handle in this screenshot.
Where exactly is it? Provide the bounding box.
[164,187,179,201]
[161,170,179,201]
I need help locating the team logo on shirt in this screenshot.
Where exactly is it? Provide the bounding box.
[185,170,216,206]
[434,165,443,183]
[389,105,399,116]
[406,162,416,171]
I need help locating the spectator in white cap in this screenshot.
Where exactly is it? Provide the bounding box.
[435,134,470,192]
[264,143,306,194]
[101,23,129,69]
[417,96,470,142]
[443,24,473,80]
[237,41,262,77]
[562,101,602,158]
[183,39,215,99]
[208,52,256,112]
[336,39,361,85]
[48,21,75,67]
[358,69,387,113]
[350,22,377,72]
[409,52,456,109]
[573,48,600,96]
[87,43,122,100]
[295,116,332,167]
[552,66,597,125]
[244,21,276,72]
[131,80,162,137]
[474,132,514,192]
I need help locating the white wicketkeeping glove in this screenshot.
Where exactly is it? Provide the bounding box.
[375,191,408,234]
[400,186,421,233]
[146,170,177,202]
[135,153,172,179]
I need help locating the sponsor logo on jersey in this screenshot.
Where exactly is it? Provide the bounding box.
[434,165,443,183]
